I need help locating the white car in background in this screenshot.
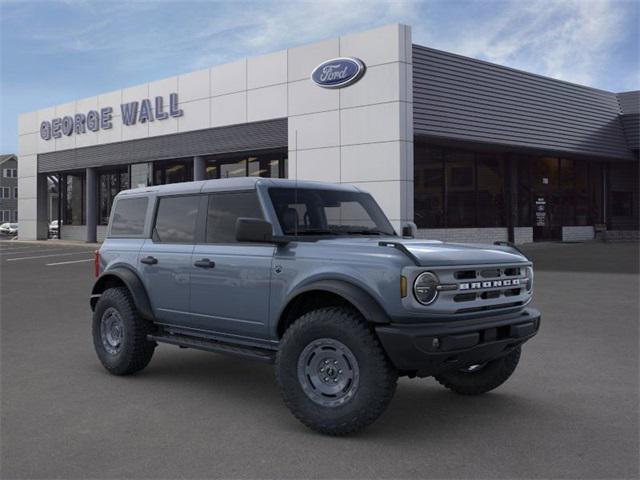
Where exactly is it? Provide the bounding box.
[0,223,18,236]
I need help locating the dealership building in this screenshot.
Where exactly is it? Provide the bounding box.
[17,24,639,243]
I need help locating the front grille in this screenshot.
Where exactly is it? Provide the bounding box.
[421,263,532,315]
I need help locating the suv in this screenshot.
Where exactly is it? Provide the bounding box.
[91,178,540,435]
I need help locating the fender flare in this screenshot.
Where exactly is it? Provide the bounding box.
[278,279,390,329]
[90,267,154,320]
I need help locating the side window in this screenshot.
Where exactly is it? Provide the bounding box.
[110,197,148,236]
[154,195,200,243]
[206,192,263,243]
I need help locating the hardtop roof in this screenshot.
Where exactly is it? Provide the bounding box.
[118,177,361,197]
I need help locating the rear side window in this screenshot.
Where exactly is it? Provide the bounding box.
[153,195,200,243]
[206,192,263,243]
[110,197,148,237]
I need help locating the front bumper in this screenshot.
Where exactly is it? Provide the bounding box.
[375,308,540,377]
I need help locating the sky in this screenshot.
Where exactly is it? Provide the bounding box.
[1,0,638,153]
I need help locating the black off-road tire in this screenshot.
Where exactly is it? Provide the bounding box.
[275,307,398,436]
[92,287,155,376]
[434,347,521,395]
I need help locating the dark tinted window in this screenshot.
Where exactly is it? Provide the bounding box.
[268,188,395,236]
[110,197,148,236]
[206,192,263,243]
[154,195,200,243]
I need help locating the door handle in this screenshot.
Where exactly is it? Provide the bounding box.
[194,258,215,269]
[140,256,158,265]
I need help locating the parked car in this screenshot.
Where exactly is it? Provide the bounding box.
[0,223,18,236]
[90,178,540,435]
[48,220,60,238]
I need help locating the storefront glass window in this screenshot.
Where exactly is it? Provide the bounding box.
[153,159,193,185]
[62,173,85,226]
[98,167,130,225]
[414,145,444,228]
[477,154,505,227]
[205,150,287,180]
[445,151,476,228]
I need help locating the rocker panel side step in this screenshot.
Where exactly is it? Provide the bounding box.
[148,333,276,363]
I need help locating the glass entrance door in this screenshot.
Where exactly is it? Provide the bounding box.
[532,157,561,241]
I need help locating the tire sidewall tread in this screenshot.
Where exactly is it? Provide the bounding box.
[275,306,398,436]
[92,287,155,376]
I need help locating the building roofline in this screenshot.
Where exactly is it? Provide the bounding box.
[412,43,619,97]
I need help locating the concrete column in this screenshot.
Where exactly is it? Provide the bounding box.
[194,156,206,181]
[36,174,49,239]
[85,167,97,243]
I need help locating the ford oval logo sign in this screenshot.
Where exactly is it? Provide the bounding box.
[311,57,366,89]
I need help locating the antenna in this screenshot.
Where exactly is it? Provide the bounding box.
[294,129,298,238]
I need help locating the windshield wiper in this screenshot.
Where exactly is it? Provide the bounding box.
[344,228,388,236]
[289,228,344,235]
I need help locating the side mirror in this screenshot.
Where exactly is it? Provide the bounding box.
[236,217,276,243]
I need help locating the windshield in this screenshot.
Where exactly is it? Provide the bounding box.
[269,187,396,236]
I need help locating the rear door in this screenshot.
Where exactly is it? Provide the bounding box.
[189,190,275,340]
[138,194,202,325]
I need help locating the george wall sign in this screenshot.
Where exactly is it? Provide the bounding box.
[40,93,184,140]
[311,57,366,89]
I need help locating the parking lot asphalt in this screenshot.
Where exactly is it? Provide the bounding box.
[1,240,638,479]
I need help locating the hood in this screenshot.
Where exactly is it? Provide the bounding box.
[314,237,528,266]
[397,239,527,266]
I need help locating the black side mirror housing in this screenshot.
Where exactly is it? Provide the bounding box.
[236,218,281,243]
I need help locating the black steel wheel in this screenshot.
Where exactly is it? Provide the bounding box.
[276,307,397,436]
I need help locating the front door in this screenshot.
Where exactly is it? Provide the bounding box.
[138,194,200,325]
[532,157,561,241]
[189,191,274,341]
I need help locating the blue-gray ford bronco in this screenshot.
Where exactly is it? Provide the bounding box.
[90,178,540,435]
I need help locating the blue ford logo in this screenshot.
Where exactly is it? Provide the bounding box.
[311,57,366,89]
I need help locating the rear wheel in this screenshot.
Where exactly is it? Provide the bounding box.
[275,307,397,435]
[434,347,521,395]
[92,287,155,375]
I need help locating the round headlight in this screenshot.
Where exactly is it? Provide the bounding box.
[525,266,534,292]
[413,272,439,305]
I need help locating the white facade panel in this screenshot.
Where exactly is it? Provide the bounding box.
[98,89,122,110]
[211,91,247,127]
[290,147,341,184]
[288,79,339,116]
[339,62,402,109]
[97,119,123,144]
[247,84,287,122]
[121,117,149,141]
[288,110,340,151]
[288,38,340,82]
[341,142,403,182]
[211,59,246,96]
[149,76,178,99]
[178,68,210,103]
[149,111,180,137]
[18,132,38,156]
[340,102,402,146]
[247,50,287,89]
[177,98,210,133]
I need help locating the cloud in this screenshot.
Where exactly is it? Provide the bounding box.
[414,0,637,89]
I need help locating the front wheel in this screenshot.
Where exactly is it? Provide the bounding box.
[434,347,521,395]
[275,307,398,436]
